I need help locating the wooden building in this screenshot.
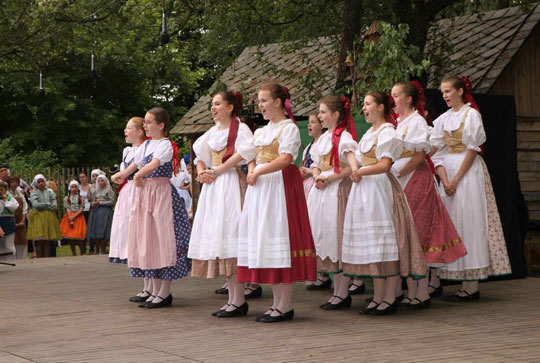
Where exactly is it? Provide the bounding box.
[173,4,540,219]
[425,3,540,220]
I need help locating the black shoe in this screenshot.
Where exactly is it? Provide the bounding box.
[138,295,156,308]
[129,290,151,303]
[348,282,365,295]
[215,287,228,295]
[400,296,413,306]
[146,294,173,309]
[366,294,403,303]
[254,308,274,322]
[244,285,262,299]
[306,278,332,291]
[359,302,379,315]
[370,300,398,315]
[217,302,249,318]
[445,290,480,302]
[408,297,432,310]
[260,309,294,323]
[428,284,443,297]
[321,295,352,310]
[211,305,229,316]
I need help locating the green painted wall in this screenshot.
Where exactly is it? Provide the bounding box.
[295,114,371,165]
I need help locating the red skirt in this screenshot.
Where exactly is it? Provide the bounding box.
[237,164,317,284]
[404,161,467,264]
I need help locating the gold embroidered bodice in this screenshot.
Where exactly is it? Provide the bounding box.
[319,153,348,172]
[255,124,289,164]
[361,145,378,166]
[443,108,471,154]
[211,148,227,166]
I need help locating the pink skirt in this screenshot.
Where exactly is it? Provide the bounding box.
[127,178,177,270]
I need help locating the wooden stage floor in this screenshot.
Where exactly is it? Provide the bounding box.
[1,256,539,362]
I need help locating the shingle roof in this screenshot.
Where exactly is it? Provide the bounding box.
[425,3,540,92]
[171,37,338,136]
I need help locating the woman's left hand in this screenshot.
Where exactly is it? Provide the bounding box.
[247,170,259,186]
[314,175,328,189]
[133,172,145,187]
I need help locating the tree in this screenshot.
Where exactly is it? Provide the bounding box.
[0,0,203,166]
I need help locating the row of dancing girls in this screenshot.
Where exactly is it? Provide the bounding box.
[305,92,426,315]
[303,78,511,314]
[112,108,191,309]
[190,84,317,322]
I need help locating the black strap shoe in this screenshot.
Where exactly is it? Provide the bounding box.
[217,302,249,318]
[146,294,173,309]
[306,278,332,291]
[370,300,398,315]
[244,285,262,299]
[212,304,229,316]
[408,297,432,310]
[321,295,352,310]
[445,290,479,302]
[129,290,151,303]
[254,308,274,322]
[348,282,365,295]
[260,309,294,323]
[428,284,443,297]
[359,302,380,315]
[138,295,156,308]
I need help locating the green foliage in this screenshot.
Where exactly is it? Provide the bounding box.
[0,0,204,167]
[0,137,60,171]
[354,22,430,104]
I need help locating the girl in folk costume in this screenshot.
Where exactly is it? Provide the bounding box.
[59,180,87,256]
[237,83,317,323]
[110,117,149,303]
[189,90,254,318]
[307,96,358,309]
[430,76,511,301]
[8,174,28,259]
[343,92,427,315]
[27,174,62,258]
[86,175,114,254]
[302,114,334,292]
[110,117,145,264]
[0,180,19,260]
[78,172,91,254]
[391,81,467,308]
[299,113,324,200]
[87,169,105,254]
[114,107,191,309]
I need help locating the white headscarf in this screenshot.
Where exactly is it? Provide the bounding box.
[32,174,47,189]
[95,174,112,193]
[91,169,106,179]
[68,180,80,190]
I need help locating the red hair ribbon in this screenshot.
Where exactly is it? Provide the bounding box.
[282,86,296,123]
[460,76,480,115]
[460,76,484,155]
[222,91,243,163]
[330,96,357,174]
[386,95,398,127]
[170,140,179,176]
[410,80,426,118]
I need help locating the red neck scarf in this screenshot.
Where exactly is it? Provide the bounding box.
[222,116,240,163]
[330,96,357,173]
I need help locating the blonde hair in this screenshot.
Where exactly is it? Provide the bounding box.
[129,117,144,131]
